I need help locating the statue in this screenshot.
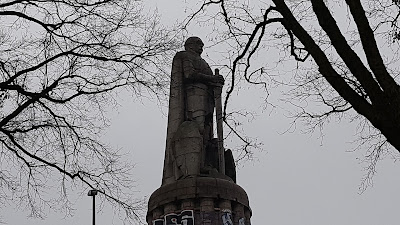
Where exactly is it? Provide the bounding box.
[162,37,228,185]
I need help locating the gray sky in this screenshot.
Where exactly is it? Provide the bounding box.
[5,1,400,225]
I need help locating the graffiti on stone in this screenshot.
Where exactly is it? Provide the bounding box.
[221,210,233,225]
[151,210,194,225]
[153,219,164,225]
[164,210,194,225]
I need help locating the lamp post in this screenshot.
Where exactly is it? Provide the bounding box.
[87,190,98,225]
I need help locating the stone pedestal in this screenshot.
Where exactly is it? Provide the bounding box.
[147,177,251,225]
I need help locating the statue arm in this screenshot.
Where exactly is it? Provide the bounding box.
[182,58,223,84]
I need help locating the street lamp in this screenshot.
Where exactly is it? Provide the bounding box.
[88,190,98,225]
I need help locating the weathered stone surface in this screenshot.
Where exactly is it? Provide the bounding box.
[147,37,251,225]
[147,178,252,225]
[147,177,250,213]
[162,37,226,185]
[173,121,202,179]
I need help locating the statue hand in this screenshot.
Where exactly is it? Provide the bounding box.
[213,75,225,85]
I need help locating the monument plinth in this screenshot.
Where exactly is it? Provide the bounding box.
[147,37,252,225]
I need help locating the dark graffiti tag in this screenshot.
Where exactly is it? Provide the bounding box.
[153,219,164,225]
[221,210,233,225]
[152,210,194,225]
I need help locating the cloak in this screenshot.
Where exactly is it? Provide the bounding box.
[162,50,214,185]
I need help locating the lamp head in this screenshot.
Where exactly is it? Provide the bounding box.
[88,189,98,196]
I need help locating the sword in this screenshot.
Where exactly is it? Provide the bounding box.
[214,68,225,175]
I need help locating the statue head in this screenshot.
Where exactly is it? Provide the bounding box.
[184,36,204,55]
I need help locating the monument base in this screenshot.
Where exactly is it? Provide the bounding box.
[147,177,251,225]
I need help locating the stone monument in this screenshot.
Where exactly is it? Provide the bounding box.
[147,37,252,225]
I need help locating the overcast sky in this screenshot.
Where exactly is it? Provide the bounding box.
[5,1,400,225]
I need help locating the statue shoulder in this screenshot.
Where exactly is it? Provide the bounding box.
[174,51,188,60]
[173,50,198,61]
